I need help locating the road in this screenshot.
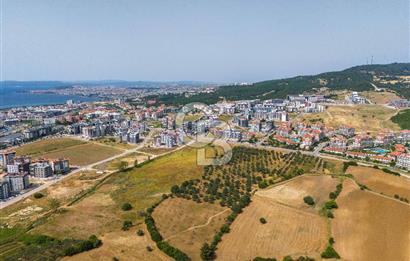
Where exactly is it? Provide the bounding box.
[0,131,157,210]
[230,141,410,180]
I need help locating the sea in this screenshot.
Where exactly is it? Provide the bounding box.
[0,81,98,109]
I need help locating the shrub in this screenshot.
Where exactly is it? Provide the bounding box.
[324,200,338,209]
[200,242,215,260]
[33,192,44,199]
[137,229,144,236]
[157,241,191,261]
[321,245,340,258]
[303,196,315,206]
[121,203,132,211]
[253,257,277,261]
[144,215,163,242]
[259,217,267,224]
[122,220,133,231]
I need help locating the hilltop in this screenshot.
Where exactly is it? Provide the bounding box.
[149,63,410,105]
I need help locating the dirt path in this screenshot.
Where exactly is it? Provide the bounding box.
[349,178,410,206]
[164,208,231,241]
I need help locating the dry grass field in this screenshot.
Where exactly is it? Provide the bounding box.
[15,138,86,156]
[40,143,122,166]
[296,104,400,132]
[256,175,339,213]
[0,170,104,228]
[216,195,328,260]
[94,152,149,171]
[30,147,203,240]
[152,198,230,261]
[62,227,172,261]
[332,179,410,261]
[15,137,122,166]
[347,166,410,199]
[362,91,401,104]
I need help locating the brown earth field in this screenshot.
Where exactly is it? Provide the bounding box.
[40,143,122,166]
[332,179,410,261]
[216,175,339,260]
[62,227,171,261]
[215,195,328,260]
[295,104,400,132]
[256,175,340,213]
[152,198,230,261]
[347,165,410,199]
[0,170,104,227]
[362,90,401,104]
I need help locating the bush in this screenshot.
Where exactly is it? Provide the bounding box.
[259,217,267,224]
[343,161,357,172]
[303,196,315,206]
[121,203,132,211]
[157,241,191,261]
[122,220,133,231]
[253,257,277,261]
[33,192,44,199]
[137,229,144,236]
[144,215,163,242]
[321,245,340,259]
[324,200,338,209]
[200,242,215,260]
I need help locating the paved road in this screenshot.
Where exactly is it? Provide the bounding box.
[0,132,157,210]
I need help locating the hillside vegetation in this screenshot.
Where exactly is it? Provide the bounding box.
[148,63,410,105]
[391,109,410,129]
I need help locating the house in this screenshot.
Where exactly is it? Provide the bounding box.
[350,135,374,149]
[4,173,30,193]
[397,154,410,170]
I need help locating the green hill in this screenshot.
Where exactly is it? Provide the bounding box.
[147,63,410,105]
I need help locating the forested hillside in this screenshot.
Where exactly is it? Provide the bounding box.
[148,63,410,105]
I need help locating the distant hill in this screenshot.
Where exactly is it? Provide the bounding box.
[149,63,410,105]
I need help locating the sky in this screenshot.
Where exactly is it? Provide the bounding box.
[1,0,409,83]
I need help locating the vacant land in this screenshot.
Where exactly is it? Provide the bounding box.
[0,170,105,228]
[31,147,203,240]
[40,143,122,166]
[333,179,410,261]
[362,90,401,104]
[256,175,339,213]
[15,137,122,166]
[94,136,137,150]
[137,146,176,155]
[216,195,328,260]
[94,152,149,171]
[391,109,410,129]
[153,198,230,260]
[347,166,410,199]
[296,104,400,132]
[15,138,86,156]
[62,227,172,261]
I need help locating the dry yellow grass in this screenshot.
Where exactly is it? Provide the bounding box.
[216,195,328,260]
[40,143,122,166]
[256,175,339,213]
[30,147,203,240]
[62,227,171,261]
[296,104,400,132]
[332,179,410,261]
[362,91,401,104]
[153,198,230,260]
[0,170,103,227]
[347,166,410,199]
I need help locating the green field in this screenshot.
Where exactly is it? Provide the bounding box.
[391,109,410,129]
[15,138,122,166]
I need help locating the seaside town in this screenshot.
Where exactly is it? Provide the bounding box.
[1,91,409,202]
